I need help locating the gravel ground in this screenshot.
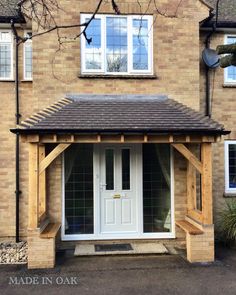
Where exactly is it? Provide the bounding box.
[0,242,27,264]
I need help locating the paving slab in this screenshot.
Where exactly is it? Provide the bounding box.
[74,242,168,256]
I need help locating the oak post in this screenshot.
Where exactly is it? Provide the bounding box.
[28,143,39,229]
[39,145,46,217]
[201,143,213,224]
[187,162,196,212]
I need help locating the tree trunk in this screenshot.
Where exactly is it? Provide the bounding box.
[217,44,236,55]
[220,54,236,68]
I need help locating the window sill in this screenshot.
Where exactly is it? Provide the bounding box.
[224,192,236,198]
[21,80,33,83]
[223,83,236,88]
[79,74,158,80]
[0,79,15,82]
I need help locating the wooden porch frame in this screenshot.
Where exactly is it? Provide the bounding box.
[28,138,214,231]
[28,143,71,229]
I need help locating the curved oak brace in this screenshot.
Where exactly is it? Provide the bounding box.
[39,143,71,175]
[172,143,213,225]
[172,143,203,174]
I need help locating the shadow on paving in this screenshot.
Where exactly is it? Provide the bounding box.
[0,244,235,295]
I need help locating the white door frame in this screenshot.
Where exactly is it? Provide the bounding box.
[61,144,175,241]
[98,144,141,237]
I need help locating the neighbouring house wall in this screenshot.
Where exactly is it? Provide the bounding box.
[0,0,210,239]
[200,31,236,234]
[0,26,33,237]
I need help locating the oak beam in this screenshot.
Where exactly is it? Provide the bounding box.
[172,143,203,174]
[27,134,40,143]
[39,143,71,175]
[28,143,39,229]
[201,143,213,224]
[21,134,219,144]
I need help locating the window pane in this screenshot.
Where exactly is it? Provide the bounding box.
[133,19,148,70]
[229,144,236,188]
[24,44,32,79]
[0,32,11,42]
[106,149,114,190]
[0,43,11,78]
[64,144,94,235]
[122,149,130,190]
[85,18,102,70]
[227,37,236,81]
[143,144,171,233]
[106,17,127,72]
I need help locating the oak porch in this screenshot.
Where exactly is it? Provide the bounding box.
[24,133,216,268]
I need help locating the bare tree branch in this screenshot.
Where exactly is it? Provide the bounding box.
[8,0,184,83]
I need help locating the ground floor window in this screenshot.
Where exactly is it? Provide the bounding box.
[143,144,171,233]
[225,141,236,193]
[64,144,94,234]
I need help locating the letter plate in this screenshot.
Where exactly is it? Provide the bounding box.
[113,194,121,199]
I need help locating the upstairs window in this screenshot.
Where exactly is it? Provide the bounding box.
[81,14,153,75]
[24,31,32,80]
[0,30,13,80]
[225,141,236,194]
[225,35,236,83]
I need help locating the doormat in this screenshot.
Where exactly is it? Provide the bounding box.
[95,243,133,252]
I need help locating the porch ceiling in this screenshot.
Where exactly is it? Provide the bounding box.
[11,94,229,136]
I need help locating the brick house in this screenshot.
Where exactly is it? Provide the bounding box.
[0,0,235,269]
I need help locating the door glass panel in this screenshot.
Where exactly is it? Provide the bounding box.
[122,149,130,190]
[143,144,171,233]
[64,144,93,235]
[106,149,114,190]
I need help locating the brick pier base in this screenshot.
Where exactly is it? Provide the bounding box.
[27,229,56,269]
[186,224,215,263]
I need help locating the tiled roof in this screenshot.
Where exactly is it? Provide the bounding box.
[204,0,236,27]
[0,1,235,26]
[0,0,25,23]
[14,95,229,135]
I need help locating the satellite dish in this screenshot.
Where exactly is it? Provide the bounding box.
[202,48,220,68]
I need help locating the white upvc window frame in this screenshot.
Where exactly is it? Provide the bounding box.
[0,30,13,80]
[61,144,175,241]
[80,14,153,75]
[224,35,236,84]
[23,31,32,81]
[225,140,236,194]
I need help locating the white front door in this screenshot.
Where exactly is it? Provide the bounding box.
[100,145,140,234]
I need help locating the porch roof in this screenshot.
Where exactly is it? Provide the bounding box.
[12,94,229,136]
